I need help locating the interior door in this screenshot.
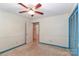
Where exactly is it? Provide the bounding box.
[74,10,78,55]
[69,6,78,56]
[33,22,39,43]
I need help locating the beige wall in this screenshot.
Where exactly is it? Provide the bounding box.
[32,14,69,47]
[26,19,33,43]
[0,10,31,52]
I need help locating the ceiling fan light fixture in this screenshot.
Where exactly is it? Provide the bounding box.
[18,3,44,16]
[28,10,35,15]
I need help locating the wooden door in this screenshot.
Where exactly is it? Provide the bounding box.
[33,22,39,43]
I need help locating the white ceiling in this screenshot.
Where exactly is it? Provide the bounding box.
[0,3,75,19]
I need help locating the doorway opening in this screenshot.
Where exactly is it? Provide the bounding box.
[32,22,39,44]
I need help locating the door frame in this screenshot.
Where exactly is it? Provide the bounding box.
[25,22,27,44]
[32,22,40,43]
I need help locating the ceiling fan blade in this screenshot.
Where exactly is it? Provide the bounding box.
[18,3,28,9]
[19,11,27,13]
[35,11,44,15]
[35,3,42,9]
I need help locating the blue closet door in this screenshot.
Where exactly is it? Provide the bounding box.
[69,5,78,56]
[73,10,78,55]
[69,16,72,50]
[75,10,78,55]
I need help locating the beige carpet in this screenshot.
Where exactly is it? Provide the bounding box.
[0,42,71,56]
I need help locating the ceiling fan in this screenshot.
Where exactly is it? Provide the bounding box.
[18,3,44,17]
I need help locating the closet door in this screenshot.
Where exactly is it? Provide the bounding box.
[71,15,75,55]
[75,10,78,55]
[69,6,78,56]
[69,16,72,50]
[69,14,74,55]
[73,11,78,55]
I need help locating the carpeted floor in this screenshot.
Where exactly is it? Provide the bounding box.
[0,42,71,56]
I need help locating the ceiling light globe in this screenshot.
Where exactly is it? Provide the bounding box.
[28,10,35,15]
